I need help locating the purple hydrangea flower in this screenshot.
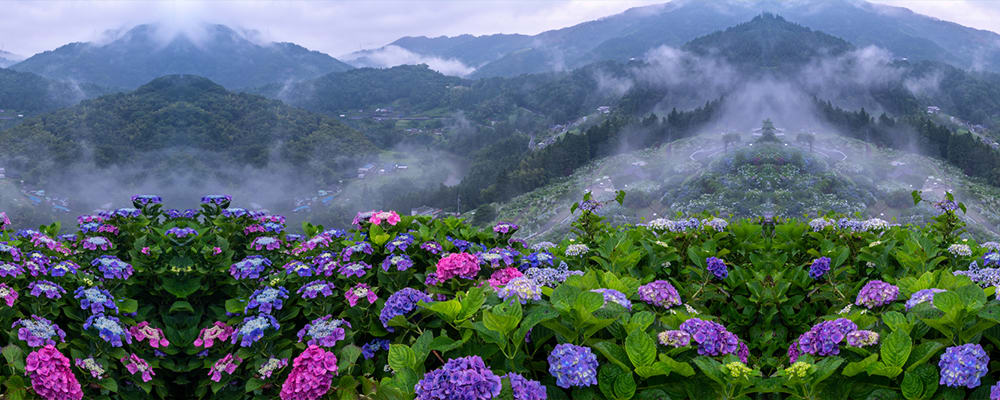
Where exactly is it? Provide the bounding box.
[809,257,831,280]
[845,330,879,347]
[446,236,472,252]
[251,236,282,251]
[83,314,131,347]
[0,262,24,277]
[479,247,517,268]
[245,286,289,314]
[340,242,373,262]
[523,265,583,287]
[505,372,546,400]
[201,195,232,205]
[380,288,432,331]
[415,355,502,400]
[386,234,414,253]
[345,283,378,307]
[338,261,372,278]
[420,241,443,255]
[13,315,66,347]
[493,222,519,235]
[906,288,946,310]
[658,330,691,347]
[165,227,198,238]
[297,280,335,299]
[638,280,682,308]
[0,283,17,307]
[113,208,142,218]
[381,254,414,271]
[793,318,858,358]
[939,343,989,388]
[232,315,279,347]
[74,286,117,314]
[82,236,114,251]
[285,234,304,243]
[91,255,133,280]
[991,381,1000,400]
[855,280,899,309]
[706,257,728,280]
[361,339,390,360]
[49,260,80,277]
[0,242,22,261]
[547,344,598,388]
[131,195,162,206]
[221,208,248,218]
[230,256,271,280]
[57,234,78,243]
[165,209,198,219]
[591,288,632,310]
[28,280,66,299]
[297,315,350,347]
[283,260,314,277]
[679,318,740,357]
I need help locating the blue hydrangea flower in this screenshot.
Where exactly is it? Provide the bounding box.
[480,247,517,268]
[523,264,583,287]
[420,241,443,255]
[338,261,372,278]
[297,280,335,299]
[591,288,632,310]
[165,209,198,219]
[521,252,555,270]
[505,372,547,400]
[415,355,502,400]
[296,315,350,347]
[245,286,289,314]
[83,313,132,347]
[679,318,740,357]
[706,257,728,280]
[232,314,279,347]
[113,208,142,218]
[939,343,989,388]
[131,195,162,206]
[380,288,432,331]
[548,343,598,388]
[230,256,271,280]
[340,242,373,261]
[906,288,946,310]
[386,234,414,253]
[221,208,248,218]
[28,280,66,299]
[91,255,133,280]
[361,339,390,360]
[74,286,117,314]
[50,260,80,277]
[446,236,472,252]
[201,195,232,205]
[0,262,24,278]
[809,257,830,280]
[165,227,198,238]
[381,254,414,271]
[283,260,314,277]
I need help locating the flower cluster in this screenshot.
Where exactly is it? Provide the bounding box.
[906,288,946,310]
[845,330,879,347]
[522,251,555,269]
[420,241,443,254]
[808,257,830,280]
[298,280,336,299]
[548,343,599,388]
[415,355,502,400]
[369,210,401,226]
[938,343,989,388]
[345,283,378,307]
[246,286,290,314]
[50,260,79,276]
[121,353,155,382]
[233,315,280,347]
[855,280,899,308]
[28,280,66,299]
[257,357,289,379]
[81,236,113,251]
[488,267,523,288]
[279,345,339,400]
[564,243,589,257]
[83,313,131,347]
[195,322,235,348]
[381,253,414,271]
[523,264,583,287]
[638,280,682,308]
[14,315,67,347]
[131,194,163,206]
[0,283,17,307]
[209,353,242,382]
[497,276,543,304]
[130,321,170,348]
[380,288,432,330]
[338,261,372,278]
[298,315,350,347]
[26,345,83,400]
[493,222,519,235]
[201,194,232,205]
[252,236,282,251]
[230,255,272,280]
[706,257,728,280]
[75,357,105,379]
[91,255,134,280]
[362,339,391,360]
[165,209,198,219]
[658,330,692,347]
[791,319,858,360]
[948,244,973,257]
[505,372,547,400]
[165,227,198,239]
[436,252,480,281]
[591,288,632,310]
[704,217,728,232]
[679,318,740,357]
[386,234,414,253]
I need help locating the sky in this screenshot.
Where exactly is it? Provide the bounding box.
[1,0,999,59]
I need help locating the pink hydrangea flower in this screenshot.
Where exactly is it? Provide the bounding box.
[279,345,339,400]
[26,345,83,400]
[369,210,401,226]
[213,247,223,255]
[194,322,235,348]
[344,283,378,307]
[0,283,17,307]
[435,252,480,281]
[140,247,150,255]
[488,267,523,289]
[130,322,170,348]
[209,353,242,382]
[121,353,155,382]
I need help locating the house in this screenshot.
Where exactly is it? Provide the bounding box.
[927,106,941,114]
[357,163,376,174]
[396,164,409,170]
[597,106,611,114]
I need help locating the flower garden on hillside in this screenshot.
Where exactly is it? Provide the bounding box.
[1,191,1000,399]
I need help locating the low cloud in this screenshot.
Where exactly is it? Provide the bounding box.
[345,45,475,77]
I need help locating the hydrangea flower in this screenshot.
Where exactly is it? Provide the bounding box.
[257,356,289,379]
[591,288,632,310]
[74,286,117,314]
[121,353,155,382]
[906,288,946,310]
[380,288,432,331]
[436,252,480,281]
[809,257,830,280]
[703,218,728,232]
[279,345,338,400]
[381,253,414,271]
[658,330,691,347]
[284,260,314,277]
[26,345,83,400]
[984,242,1000,252]
[31,235,71,255]
[361,339,391,360]
[83,314,131,347]
[201,194,232,205]
[386,233,414,253]
[0,242,21,261]
[298,280,336,299]
[479,247,517,268]
[345,283,378,307]
[792,318,858,359]
[112,207,142,218]
[522,251,555,269]
[638,280,682,308]
[447,236,473,252]
[954,266,1000,288]
[493,222,519,235]
[252,236,282,251]
[338,261,372,278]
[130,322,170,348]
[58,234,78,243]
[75,357,106,379]
[165,209,198,219]
[415,355,502,400]
[246,286,290,314]
[706,257,728,280]
[939,343,988,388]
[131,194,162,206]
[488,267,523,289]
[340,242,373,261]
[991,381,1000,400]
[420,241,443,255]
[0,283,17,307]
[565,244,589,257]
[523,265,583,287]
[369,210,401,226]
[548,344,598,388]
[855,280,899,309]
[165,227,198,239]
[845,330,879,347]
[498,276,543,304]
[209,353,242,382]
[14,315,67,347]
[195,322,235,348]
[578,200,601,213]
[679,318,740,357]
[233,315,280,347]
[504,372,546,400]
[948,244,972,257]
[50,260,80,277]
[91,255,133,280]
[28,280,66,299]
[221,208,249,218]
[934,200,959,213]
[0,211,8,231]
[0,262,24,277]
[230,255,272,280]
[297,315,350,347]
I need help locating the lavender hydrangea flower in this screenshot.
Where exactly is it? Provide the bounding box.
[638,280,682,308]
[245,286,289,314]
[845,330,879,347]
[0,242,21,261]
[954,266,1000,288]
[297,280,335,299]
[221,208,248,218]
[297,315,351,347]
[285,234,304,243]
[82,236,113,251]
[0,262,24,277]
[23,260,46,277]
[165,227,198,238]
[906,288,946,310]
[74,287,117,314]
[948,244,972,257]
[251,236,282,251]
[420,241,443,255]
[706,257,728,280]
[230,256,271,280]
[658,330,691,347]
[679,318,740,357]
[793,318,858,358]
[939,343,989,388]
[283,260,314,277]
[493,222,519,235]
[345,283,378,307]
[340,242,373,261]
[505,372,546,400]
[591,288,632,310]
[28,280,66,299]
[49,260,80,277]
[523,264,583,287]
[111,208,141,218]
[131,195,162,206]
[361,339,390,360]
[855,280,899,309]
[809,257,830,280]
[338,261,372,278]
[381,254,414,271]
[548,344,598,388]
[415,355,502,400]
[13,315,66,347]
[497,276,543,304]
[83,314,132,347]
[385,234,414,253]
[446,236,472,252]
[232,315,280,347]
[201,195,232,206]
[165,209,198,219]
[564,244,589,257]
[991,381,1000,400]
[91,255,133,280]
[480,247,517,267]
[380,288,432,331]
[0,283,17,307]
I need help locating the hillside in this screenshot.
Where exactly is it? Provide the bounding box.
[10,24,353,89]
[0,75,374,185]
[0,68,114,128]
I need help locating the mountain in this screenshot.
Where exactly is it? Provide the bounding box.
[0,75,374,185]
[0,50,22,68]
[0,68,114,129]
[362,0,1000,78]
[10,24,353,89]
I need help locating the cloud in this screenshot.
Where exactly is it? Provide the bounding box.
[345,45,475,77]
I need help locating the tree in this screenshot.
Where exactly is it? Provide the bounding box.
[797,132,815,152]
[723,133,741,152]
[471,203,497,227]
